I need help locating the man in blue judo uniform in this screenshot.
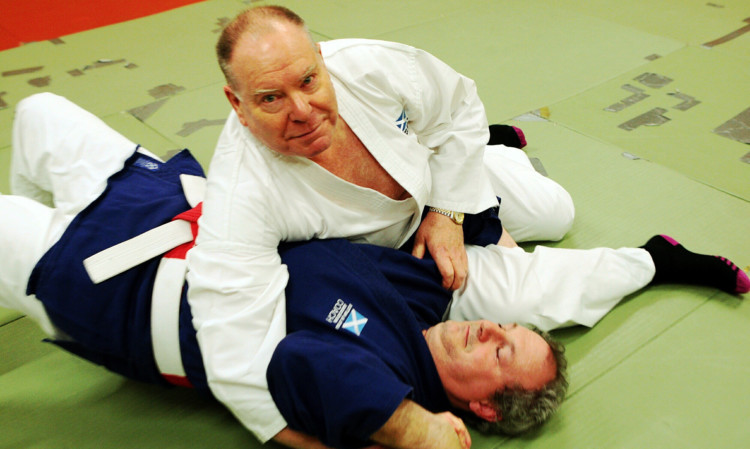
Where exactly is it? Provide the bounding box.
[267,238,567,449]
[2,93,747,449]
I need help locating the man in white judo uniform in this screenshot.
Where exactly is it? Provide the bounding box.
[195,7,577,444]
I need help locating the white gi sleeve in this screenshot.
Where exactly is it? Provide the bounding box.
[404,46,496,213]
[185,118,288,443]
[322,39,497,215]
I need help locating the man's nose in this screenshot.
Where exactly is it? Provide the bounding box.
[288,92,312,121]
[478,320,506,343]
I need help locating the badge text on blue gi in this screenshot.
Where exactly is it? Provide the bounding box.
[134,157,161,171]
[326,299,368,336]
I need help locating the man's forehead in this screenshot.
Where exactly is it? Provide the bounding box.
[516,328,551,359]
[232,36,318,92]
[514,330,555,388]
[234,28,316,69]
[235,21,313,58]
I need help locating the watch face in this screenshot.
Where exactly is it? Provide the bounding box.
[454,212,465,224]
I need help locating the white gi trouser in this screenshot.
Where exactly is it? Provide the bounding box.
[484,144,575,242]
[452,244,655,331]
[1,93,654,345]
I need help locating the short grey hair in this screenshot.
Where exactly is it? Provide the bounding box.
[463,328,568,435]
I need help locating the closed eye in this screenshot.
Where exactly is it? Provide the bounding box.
[497,342,513,364]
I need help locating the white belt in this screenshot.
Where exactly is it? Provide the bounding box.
[83,220,194,284]
[82,174,205,385]
[151,255,191,385]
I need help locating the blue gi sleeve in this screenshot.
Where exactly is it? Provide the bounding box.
[267,331,413,449]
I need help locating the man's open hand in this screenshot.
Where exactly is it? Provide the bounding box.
[371,400,471,449]
[437,411,472,449]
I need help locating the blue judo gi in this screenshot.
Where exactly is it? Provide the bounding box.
[269,239,453,449]
[27,150,209,391]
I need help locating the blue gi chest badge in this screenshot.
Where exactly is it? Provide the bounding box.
[326,299,368,336]
[133,156,161,171]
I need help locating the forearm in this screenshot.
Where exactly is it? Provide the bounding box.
[187,239,290,442]
[414,52,494,213]
[370,400,469,449]
[273,427,335,449]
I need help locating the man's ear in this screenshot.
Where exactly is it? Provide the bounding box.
[224,86,240,110]
[223,86,248,127]
[469,400,501,422]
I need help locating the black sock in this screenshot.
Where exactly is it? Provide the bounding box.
[488,124,527,149]
[641,235,749,294]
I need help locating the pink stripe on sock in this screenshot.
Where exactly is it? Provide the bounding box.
[512,126,527,149]
[714,256,750,294]
[736,269,750,294]
[659,234,680,246]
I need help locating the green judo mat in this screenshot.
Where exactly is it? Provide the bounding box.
[1,1,749,448]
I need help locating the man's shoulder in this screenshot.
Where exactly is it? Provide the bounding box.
[320,39,420,95]
[208,113,279,184]
[213,111,256,158]
[320,38,417,60]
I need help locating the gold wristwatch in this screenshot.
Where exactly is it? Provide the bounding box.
[428,207,465,225]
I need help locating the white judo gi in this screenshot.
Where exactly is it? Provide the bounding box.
[1,88,653,443]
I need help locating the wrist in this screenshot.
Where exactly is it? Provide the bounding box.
[428,207,464,225]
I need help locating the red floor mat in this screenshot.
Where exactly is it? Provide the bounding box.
[0,0,206,51]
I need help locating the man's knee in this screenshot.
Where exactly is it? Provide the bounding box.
[13,93,70,157]
[15,92,68,126]
[502,188,575,242]
[535,188,575,241]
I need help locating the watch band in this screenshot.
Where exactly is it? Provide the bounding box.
[428,207,465,225]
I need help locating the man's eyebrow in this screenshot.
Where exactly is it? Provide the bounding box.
[300,64,317,81]
[505,338,515,359]
[501,324,516,357]
[252,87,280,97]
[251,65,317,98]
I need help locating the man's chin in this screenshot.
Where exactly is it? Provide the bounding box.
[298,135,334,158]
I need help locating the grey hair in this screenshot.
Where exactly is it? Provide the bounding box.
[215,5,312,89]
[463,328,568,435]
